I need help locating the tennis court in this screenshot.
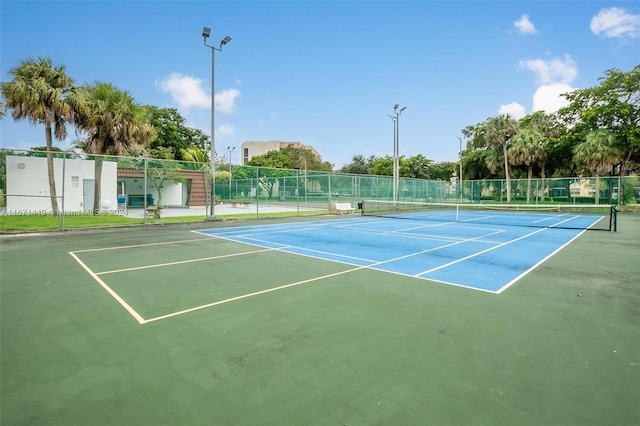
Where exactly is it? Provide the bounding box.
[195,214,597,294]
[1,213,639,425]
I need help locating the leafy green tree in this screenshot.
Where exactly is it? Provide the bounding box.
[147,107,210,160]
[339,155,378,174]
[573,129,621,204]
[75,83,156,213]
[429,161,456,181]
[278,145,333,171]
[405,154,433,179]
[246,151,296,198]
[460,122,493,180]
[560,66,640,176]
[246,150,292,169]
[369,156,394,176]
[1,57,80,215]
[146,159,185,217]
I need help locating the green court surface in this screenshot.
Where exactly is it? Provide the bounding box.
[1,214,639,425]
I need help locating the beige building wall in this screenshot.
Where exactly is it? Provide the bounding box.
[241,140,320,164]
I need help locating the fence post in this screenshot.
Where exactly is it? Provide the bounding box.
[61,152,66,231]
[144,158,148,225]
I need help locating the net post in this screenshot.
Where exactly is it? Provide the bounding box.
[358,201,364,216]
[612,205,617,232]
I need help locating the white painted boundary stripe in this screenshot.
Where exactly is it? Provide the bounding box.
[495,229,588,294]
[96,248,275,275]
[533,213,571,224]
[73,238,214,253]
[69,251,147,324]
[143,266,366,324]
[416,227,548,277]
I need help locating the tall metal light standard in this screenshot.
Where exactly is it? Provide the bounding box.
[392,104,406,206]
[387,112,398,203]
[227,146,235,200]
[458,137,463,202]
[202,27,231,219]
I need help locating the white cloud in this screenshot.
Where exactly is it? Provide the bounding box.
[498,102,526,119]
[518,55,578,85]
[591,7,640,39]
[157,73,241,113]
[532,83,574,114]
[217,124,235,139]
[156,73,209,111]
[216,88,241,113]
[514,14,538,35]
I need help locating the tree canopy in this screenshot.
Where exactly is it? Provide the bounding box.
[2,57,638,184]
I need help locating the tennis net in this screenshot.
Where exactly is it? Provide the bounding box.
[359,200,617,231]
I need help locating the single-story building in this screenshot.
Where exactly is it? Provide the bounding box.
[4,155,211,214]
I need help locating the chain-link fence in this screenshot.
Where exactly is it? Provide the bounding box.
[1,149,638,230]
[451,176,639,206]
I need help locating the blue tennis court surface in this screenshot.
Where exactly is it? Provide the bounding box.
[195,215,596,293]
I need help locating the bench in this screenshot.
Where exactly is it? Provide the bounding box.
[145,205,161,218]
[334,202,356,215]
[230,202,251,209]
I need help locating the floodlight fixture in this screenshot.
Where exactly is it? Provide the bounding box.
[202,27,211,38]
[221,36,231,45]
[400,106,407,112]
[394,104,399,111]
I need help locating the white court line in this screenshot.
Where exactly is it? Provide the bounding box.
[238,235,379,264]
[550,215,597,228]
[72,237,214,253]
[495,229,588,294]
[416,227,548,277]
[96,247,275,275]
[69,251,146,324]
[143,266,367,324]
[533,213,571,224]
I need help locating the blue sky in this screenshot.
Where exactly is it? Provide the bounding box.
[1,1,639,169]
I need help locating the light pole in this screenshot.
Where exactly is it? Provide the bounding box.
[458,136,463,202]
[227,146,235,200]
[202,27,231,219]
[387,113,397,203]
[303,157,307,204]
[391,104,406,206]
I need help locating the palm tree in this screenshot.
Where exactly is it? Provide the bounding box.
[484,115,518,202]
[180,146,210,168]
[1,58,79,215]
[528,112,561,200]
[510,127,544,203]
[573,130,620,204]
[75,83,155,213]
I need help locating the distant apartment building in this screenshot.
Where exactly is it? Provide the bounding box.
[241,140,320,165]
